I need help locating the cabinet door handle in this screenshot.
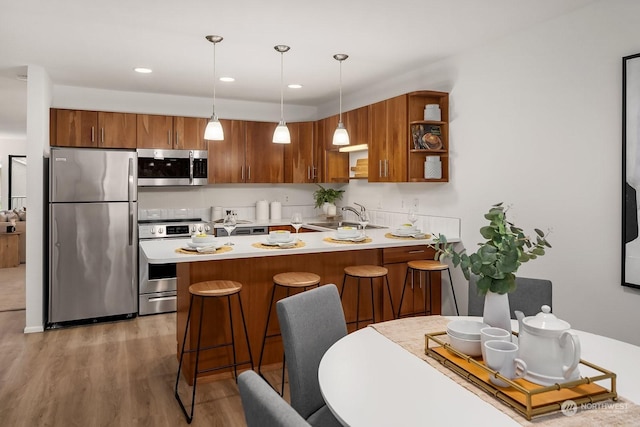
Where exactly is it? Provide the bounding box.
[247,166,251,181]
[379,160,383,178]
[101,128,105,144]
[241,166,245,181]
[408,250,425,254]
[175,131,179,148]
[312,166,317,180]
[91,127,95,143]
[167,130,171,147]
[307,166,311,181]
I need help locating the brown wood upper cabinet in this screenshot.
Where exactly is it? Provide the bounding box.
[137,114,207,150]
[284,121,318,183]
[316,114,349,183]
[208,120,284,183]
[368,95,408,182]
[52,109,137,148]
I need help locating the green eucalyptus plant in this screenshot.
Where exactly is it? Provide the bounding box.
[313,184,345,208]
[432,203,552,295]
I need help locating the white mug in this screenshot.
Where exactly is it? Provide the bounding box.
[480,327,511,361]
[484,340,527,387]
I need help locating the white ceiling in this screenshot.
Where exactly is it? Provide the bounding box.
[0,0,596,139]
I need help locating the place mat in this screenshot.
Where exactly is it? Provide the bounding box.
[323,237,372,244]
[384,232,431,240]
[252,241,306,250]
[370,317,640,425]
[175,245,233,255]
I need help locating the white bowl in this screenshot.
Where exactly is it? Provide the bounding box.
[398,223,416,230]
[446,319,489,340]
[269,230,292,242]
[336,226,359,238]
[447,331,482,357]
[191,234,216,245]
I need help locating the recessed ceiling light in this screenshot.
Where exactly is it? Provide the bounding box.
[134,67,153,74]
[288,84,302,89]
[219,77,235,82]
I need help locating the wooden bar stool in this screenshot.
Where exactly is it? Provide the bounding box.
[340,265,395,330]
[175,280,253,424]
[258,271,321,395]
[397,260,459,318]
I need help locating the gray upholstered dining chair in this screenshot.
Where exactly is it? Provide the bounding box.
[238,370,310,427]
[468,275,552,318]
[276,284,346,427]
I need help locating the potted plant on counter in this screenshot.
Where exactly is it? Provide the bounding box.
[313,184,345,216]
[432,202,551,330]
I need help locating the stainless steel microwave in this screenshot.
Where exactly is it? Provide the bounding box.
[137,149,208,186]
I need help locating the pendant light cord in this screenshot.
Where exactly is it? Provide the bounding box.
[339,59,343,123]
[212,41,217,117]
[280,51,284,122]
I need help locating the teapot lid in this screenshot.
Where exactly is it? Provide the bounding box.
[523,305,571,331]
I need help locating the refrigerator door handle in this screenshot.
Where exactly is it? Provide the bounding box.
[128,157,134,246]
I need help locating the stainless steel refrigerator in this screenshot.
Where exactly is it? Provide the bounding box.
[49,147,137,324]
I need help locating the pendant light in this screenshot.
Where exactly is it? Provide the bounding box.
[204,35,224,141]
[273,45,291,144]
[332,54,350,146]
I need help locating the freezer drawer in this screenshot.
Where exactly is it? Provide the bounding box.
[49,201,137,323]
[139,291,177,316]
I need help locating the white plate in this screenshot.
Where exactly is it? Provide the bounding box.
[264,238,296,246]
[187,241,222,249]
[332,235,367,242]
[392,229,422,237]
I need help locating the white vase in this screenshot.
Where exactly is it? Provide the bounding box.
[322,202,331,214]
[483,291,512,332]
[327,203,337,216]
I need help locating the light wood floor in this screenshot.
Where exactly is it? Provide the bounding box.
[0,286,289,426]
[0,263,25,312]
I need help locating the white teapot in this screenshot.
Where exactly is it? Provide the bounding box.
[515,305,581,386]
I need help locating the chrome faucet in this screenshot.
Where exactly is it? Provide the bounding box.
[341,203,366,219]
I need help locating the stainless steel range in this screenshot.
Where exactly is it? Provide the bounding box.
[138,218,210,316]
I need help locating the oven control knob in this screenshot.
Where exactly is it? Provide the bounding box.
[158,228,163,234]
[197,225,203,232]
[150,228,156,234]
[191,225,196,233]
[204,225,211,232]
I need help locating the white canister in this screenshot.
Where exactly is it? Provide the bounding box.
[211,206,223,221]
[424,156,442,179]
[270,201,282,220]
[424,104,441,121]
[256,200,269,221]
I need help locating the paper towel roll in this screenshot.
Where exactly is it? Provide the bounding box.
[270,201,282,220]
[256,200,269,221]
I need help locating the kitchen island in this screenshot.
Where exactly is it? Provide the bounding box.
[140,228,459,383]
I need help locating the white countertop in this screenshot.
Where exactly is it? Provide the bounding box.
[139,227,457,264]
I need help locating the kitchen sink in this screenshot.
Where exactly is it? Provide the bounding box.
[306,221,386,230]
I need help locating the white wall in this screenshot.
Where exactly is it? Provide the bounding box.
[0,137,27,210]
[345,0,640,345]
[25,64,51,333]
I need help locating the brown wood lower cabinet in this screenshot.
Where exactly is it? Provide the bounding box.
[176,245,439,383]
[383,246,441,318]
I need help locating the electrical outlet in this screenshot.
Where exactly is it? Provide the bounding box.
[413,198,419,209]
[284,194,289,203]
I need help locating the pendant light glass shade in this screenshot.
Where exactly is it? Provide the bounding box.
[333,122,350,145]
[273,120,291,144]
[273,45,291,144]
[205,35,224,141]
[204,116,224,140]
[332,54,350,146]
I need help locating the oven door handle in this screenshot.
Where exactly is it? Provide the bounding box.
[189,150,194,184]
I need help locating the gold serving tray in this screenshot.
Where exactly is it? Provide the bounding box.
[425,331,617,420]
